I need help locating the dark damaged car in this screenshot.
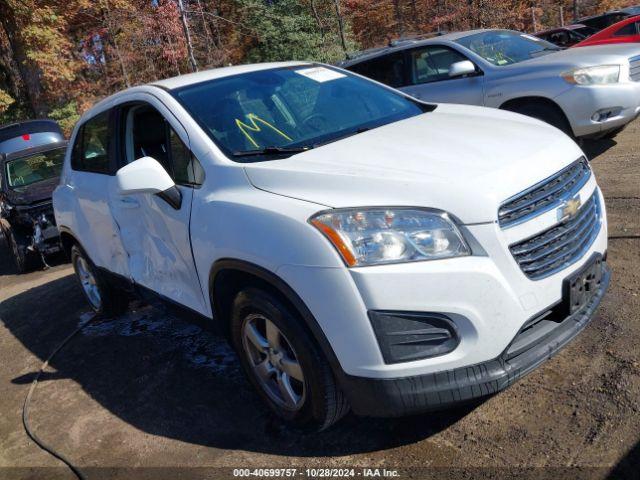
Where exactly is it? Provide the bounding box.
[0,120,65,272]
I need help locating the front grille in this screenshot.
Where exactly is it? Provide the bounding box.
[509,192,601,280]
[498,158,591,228]
[630,55,640,82]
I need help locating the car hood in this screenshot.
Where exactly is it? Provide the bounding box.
[243,104,585,224]
[3,177,58,206]
[515,43,640,68]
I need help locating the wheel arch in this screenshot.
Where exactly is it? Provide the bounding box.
[499,95,574,135]
[58,226,88,261]
[209,259,343,374]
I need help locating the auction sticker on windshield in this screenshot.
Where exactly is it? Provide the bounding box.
[295,66,346,82]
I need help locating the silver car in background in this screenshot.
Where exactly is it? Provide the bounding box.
[340,30,640,140]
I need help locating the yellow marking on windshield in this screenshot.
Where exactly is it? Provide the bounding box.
[236,113,292,148]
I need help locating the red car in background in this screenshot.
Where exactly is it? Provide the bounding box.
[574,15,640,47]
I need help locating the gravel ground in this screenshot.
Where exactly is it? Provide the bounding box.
[0,121,638,480]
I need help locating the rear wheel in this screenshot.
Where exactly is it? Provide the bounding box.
[505,102,574,138]
[71,245,128,316]
[230,288,349,430]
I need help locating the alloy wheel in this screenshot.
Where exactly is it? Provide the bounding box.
[75,256,102,311]
[241,313,306,411]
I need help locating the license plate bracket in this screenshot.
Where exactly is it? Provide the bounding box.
[562,254,604,316]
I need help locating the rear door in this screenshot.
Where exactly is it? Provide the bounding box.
[65,109,130,276]
[399,45,485,105]
[108,98,208,315]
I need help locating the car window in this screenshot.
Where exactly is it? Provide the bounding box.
[567,30,586,42]
[574,26,597,37]
[125,105,203,186]
[173,65,428,162]
[169,128,204,186]
[549,30,570,46]
[456,30,560,66]
[348,52,406,88]
[5,147,65,188]
[409,46,469,83]
[614,22,638,36]
[72,111,111,174]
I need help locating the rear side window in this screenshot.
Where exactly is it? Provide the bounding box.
[614,22,639,37]
[349,52,406,88]
[72,112,111,174]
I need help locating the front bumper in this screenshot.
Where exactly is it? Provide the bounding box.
[555,82,640,137]
[340,264,610,417]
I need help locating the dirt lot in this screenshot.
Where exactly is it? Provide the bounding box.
[1,121,639,480]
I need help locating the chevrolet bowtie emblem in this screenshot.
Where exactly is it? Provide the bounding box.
[558,195,582,222]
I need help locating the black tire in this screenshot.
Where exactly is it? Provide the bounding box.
[230,288,349,430]
[505,102,574,138]
[6,227,37,274]
[70,244,129,316]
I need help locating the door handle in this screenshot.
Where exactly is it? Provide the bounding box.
[118,196,140,208]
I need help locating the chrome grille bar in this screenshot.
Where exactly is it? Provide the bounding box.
[630,55,640,82]
[498,158,591,228]
[509,193,601,280]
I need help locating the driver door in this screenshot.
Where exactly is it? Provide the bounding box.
[108,99,208,315]
[400,45,485,106]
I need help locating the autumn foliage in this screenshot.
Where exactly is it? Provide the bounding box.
[0,0,636,132]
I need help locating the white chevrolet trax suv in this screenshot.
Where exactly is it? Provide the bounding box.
[54,62,610,430]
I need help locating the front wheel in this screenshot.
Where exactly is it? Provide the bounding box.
[71,245,128,316]
[6,227,36,274]
[505,103,574,138]
[231,288,349,430]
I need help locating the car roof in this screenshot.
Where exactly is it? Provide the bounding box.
[535,24,588,35]
[152,61,311,90]
[0,119,64,156]
[0,119,62,143]
[577,10,630,22]
[339,29,492,66]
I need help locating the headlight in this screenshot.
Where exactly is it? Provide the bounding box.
[561,65,620,85]
[309,208,470,267]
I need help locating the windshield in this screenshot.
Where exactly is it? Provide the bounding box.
[173,65,429,161]
[5,147,65,188]
[456,31,561,66]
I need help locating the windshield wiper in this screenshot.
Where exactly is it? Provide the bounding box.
[232,146,312,157]
[313,126,372,148]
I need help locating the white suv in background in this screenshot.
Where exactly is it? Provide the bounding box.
[54,62,610,430]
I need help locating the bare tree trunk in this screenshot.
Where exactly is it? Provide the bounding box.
[573,0,580,21]
[310,0,325,39]
[559,6,564,26]
[0,21,28,114]
[332,0,348,59]
[177,0,198,72]
[195,0,214,65]
[0,1,46,116]
[101,0,131,88]
[393,0,404,37]
[531,6,537,32]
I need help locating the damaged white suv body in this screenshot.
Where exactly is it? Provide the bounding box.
[54,62,610,429]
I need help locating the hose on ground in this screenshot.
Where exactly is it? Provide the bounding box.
[22,313,98,480]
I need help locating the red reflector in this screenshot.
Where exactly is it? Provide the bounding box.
[22,134,30,141]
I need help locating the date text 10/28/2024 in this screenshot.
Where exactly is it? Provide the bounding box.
[233,468,400,477]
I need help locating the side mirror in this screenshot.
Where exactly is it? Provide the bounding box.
[115,156,181,209]
[449,60,477,78]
